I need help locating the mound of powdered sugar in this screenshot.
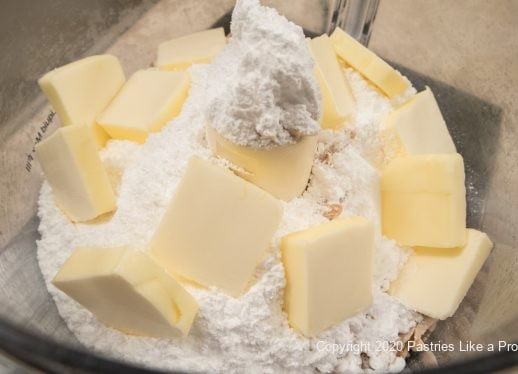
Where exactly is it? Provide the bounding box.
[204,0,321,148]
[37,60,419,373]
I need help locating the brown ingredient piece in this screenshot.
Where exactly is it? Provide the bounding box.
[323,203,343,220]
[414,317,438,346]
[397,328,415,359]
[360,352,370,370]
[397,317,439,367]
[318,152,332,164]
[318,142,343,164]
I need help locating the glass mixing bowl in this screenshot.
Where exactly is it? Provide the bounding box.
[0,0,517,372]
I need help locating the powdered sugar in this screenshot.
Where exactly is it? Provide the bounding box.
[205,0,321,148]
[37,61,418,373]
[36,7,419,370]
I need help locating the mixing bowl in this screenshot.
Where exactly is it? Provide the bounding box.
[0,0,517,372]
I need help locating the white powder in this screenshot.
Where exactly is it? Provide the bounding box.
[204,0,321,148]
[36,9,420,373]
[37,63,419,373]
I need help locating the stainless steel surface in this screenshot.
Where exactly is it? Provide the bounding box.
[327,0,380,44]
[0,355,26,374]
[0,0,158,142]
[0,0,517,372]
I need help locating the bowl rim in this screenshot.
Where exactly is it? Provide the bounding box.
[0,317,516,373]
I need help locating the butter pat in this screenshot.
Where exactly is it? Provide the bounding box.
[206,126,317,201]
[38,55,125,147]
[282,217,374,336]
[381,154,466,248]
[35,125,115,222]
[381,88,456,155]
[150,157,283,297]
[156,28,226,70]
[390,229,492,319]
[307,35,355,128]
[330,28,410,98]
[98,70,190,143]
[53,246,198,337]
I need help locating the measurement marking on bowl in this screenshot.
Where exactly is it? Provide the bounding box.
[25,111,55,172]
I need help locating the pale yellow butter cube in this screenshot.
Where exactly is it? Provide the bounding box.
[206,126,317,201]
[53,246,198,338]
[282,217,374,336]
[98,70,190,143]
[330,28,410,98]
[381,87,456,156]
[35,125,116,222]
[156,28,227,70]
[150,157,283,297]
[381,154,466,248]
[38,55,125,147]
[307,35,355,129]
[390,229,492,319]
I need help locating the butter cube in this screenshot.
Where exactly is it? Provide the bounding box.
[98,70,190,143]
[206,126,317,201]
[38,55,125,147]
[35,125,116,222]
[53,246,198,337]
[390,229,492,319]
[156,28,227,71]
[150,157,283,297]
[330,28,410,98]
[381,154,466,248]
[307,35,355,129]
[381,87,456,156]
[282,217,374,336]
